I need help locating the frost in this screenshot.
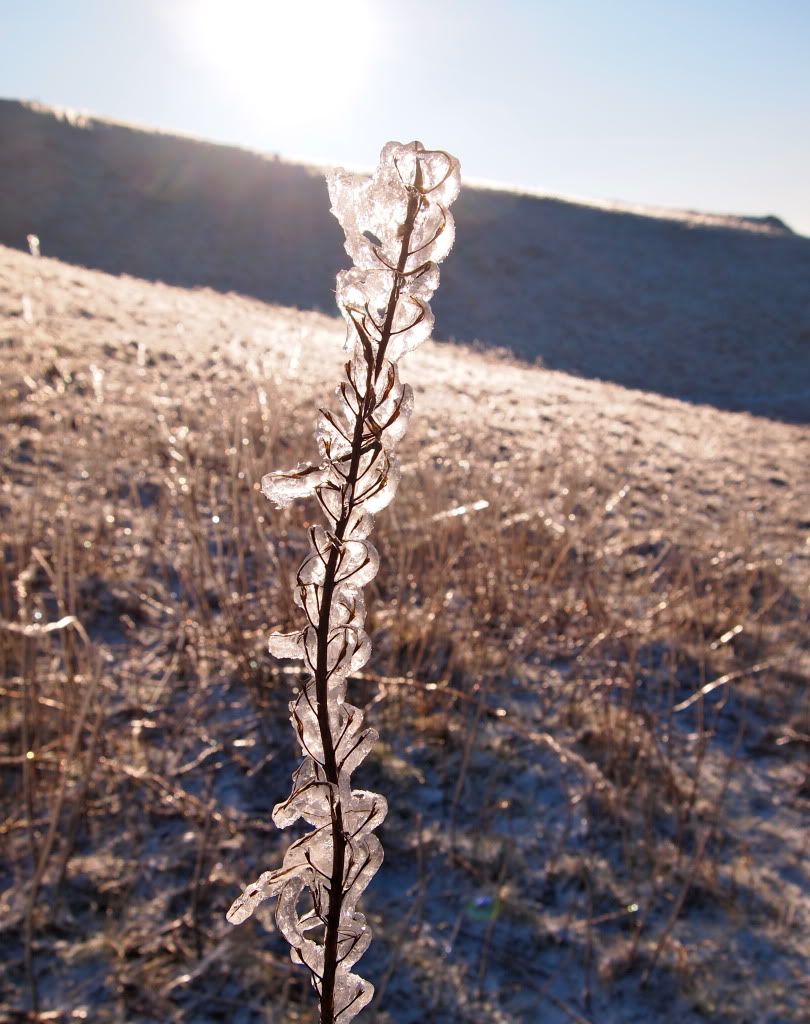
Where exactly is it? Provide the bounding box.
[228,141,460,1023]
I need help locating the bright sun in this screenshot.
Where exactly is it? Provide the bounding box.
[184,0,377,123]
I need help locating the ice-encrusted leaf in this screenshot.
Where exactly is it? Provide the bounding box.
[400,261,440,303]
[385,301,435,363]
[336,268,395,349]
[262,462,325,508]
[317,408,353,460]
[331,584,366,628]
[384,140,461,203]
[227,861,310,924]
[273,768,337,828]
[344,508,374,539]
[317,480,345,525]
[349,631,371,672]
[268,630,305,660]
[334,539,380,587]
[333,975,374,1022]
[358,459,401,515]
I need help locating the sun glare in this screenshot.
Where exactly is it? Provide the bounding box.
[184,0,377,123]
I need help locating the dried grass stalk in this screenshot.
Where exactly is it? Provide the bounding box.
[227,141,461,1023]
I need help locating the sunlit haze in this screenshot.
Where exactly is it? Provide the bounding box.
[2,0,809,234]
[181,0,377,125]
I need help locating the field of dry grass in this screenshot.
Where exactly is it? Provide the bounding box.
[1,242,808,1024]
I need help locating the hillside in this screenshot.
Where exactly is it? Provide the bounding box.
[1,98,809,421]
[1,243,808,1023]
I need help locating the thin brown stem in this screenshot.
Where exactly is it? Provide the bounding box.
[315,170,423,1024]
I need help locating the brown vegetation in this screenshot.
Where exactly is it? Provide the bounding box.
[1,243,808,1022]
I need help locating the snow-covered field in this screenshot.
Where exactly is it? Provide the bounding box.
[0,104,808,1024]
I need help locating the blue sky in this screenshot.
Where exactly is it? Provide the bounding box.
[2,0,809,234]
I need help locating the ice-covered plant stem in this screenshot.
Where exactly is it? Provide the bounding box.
[227,142,460,1023]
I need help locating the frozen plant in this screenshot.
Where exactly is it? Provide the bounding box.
[227,142,461,1023]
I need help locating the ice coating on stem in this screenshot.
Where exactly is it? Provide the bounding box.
[227,141,460,1023]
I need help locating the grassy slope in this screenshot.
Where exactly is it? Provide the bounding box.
[1,244,808,1023]
[1,99,810,420]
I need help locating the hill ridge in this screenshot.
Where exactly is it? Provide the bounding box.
[1,98,808,421]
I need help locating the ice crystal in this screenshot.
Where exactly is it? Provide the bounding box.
[228,142,460,1023]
